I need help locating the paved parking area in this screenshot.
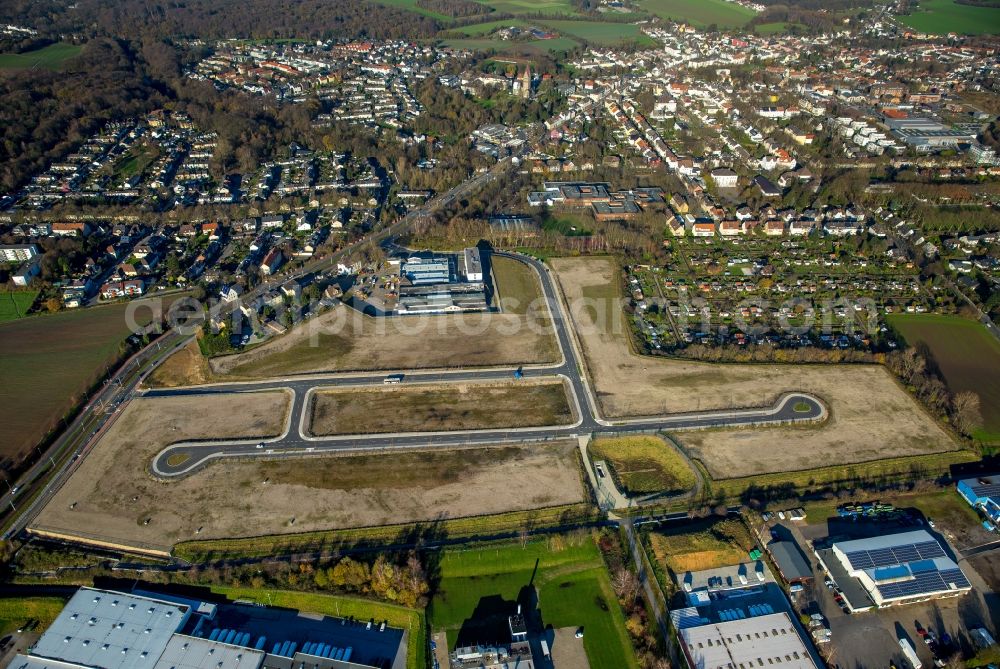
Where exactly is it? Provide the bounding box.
[768,517,998,669]
[548,627,589,669]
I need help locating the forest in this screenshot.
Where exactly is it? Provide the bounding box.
[0,0,441,42]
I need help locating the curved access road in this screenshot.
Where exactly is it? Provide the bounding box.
[149,251,826,478]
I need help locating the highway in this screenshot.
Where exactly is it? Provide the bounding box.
[147,251,827,478]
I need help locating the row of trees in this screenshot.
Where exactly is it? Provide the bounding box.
[886,347,983,439]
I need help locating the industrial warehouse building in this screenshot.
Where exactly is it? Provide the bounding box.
[10,587,405,669]
[396,247,488,315]
[822,530,971,611]
[957,474,1000,527]
[670,562,821,669]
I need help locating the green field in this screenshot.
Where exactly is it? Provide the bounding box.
[539,19,656,46]
[0,290,38,322]
[442,36,580,53]
[0,597,68,635]
[638,0,755,27]
[900,0,1000,35]
[590,435,697,495]
[492,255,543,315]
[754,21,807,34]
[212,587,425,669]
[454,18,530,35]
[887,313,1000,441]
[0,43,82,71]
[429,537,639,669]
[0,296,181,464]
[370,0,458,20]
[477,0,581,15]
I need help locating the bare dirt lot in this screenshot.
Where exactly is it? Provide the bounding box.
[149,260,558,387]
[33,393,583,552]
[33,391,291,553]
[550,256,959,478]
[309,379,574,435]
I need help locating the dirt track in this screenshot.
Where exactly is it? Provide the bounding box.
[550,256,959,478]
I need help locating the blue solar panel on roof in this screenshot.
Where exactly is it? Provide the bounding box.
[915,542,945,559]
[939,569,971,589]
[845,551,875,570]
[970,483,1000,499]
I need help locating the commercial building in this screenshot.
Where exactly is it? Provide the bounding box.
[670,562,820,669]
[401,253,452,285]
[825,530,971,609]
[11,586,406,669]
[957,474,1000,526]
[884,117,977,151]
[396,248,488,315]
[0,244,39,263]
[767,541,813,584]
[449,608,535,669]
[461,247,483,282]
[676,612,817,669]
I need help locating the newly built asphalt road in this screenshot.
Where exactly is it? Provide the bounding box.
[149,252,826,477]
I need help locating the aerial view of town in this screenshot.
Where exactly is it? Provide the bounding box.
[0,0,999,667]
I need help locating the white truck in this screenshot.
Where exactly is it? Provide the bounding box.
[899,638,922,669]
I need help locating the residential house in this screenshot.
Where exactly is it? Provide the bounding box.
[261,248,284,275]
[100,279,144,299]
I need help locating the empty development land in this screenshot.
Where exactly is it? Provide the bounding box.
[153,291,559,385]
[550,256,959,478]
[0,296,185,466]
[647,519,752,581]
[887,313,1000,442]
[308,379,574,435]
[32,391,291,554]
[588,435,696,495]
[33,391,583,552]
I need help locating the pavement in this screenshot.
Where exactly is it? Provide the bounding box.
[146,252,827,478]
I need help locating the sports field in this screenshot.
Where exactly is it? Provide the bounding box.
[429,536,638,669]
[0,43,82,71]
[538,20,655,46]
[0,297,180,465]
[900,0,1000,35]
[0,290,37,321]
[887,313,1000,441]
[638,0,755,27]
